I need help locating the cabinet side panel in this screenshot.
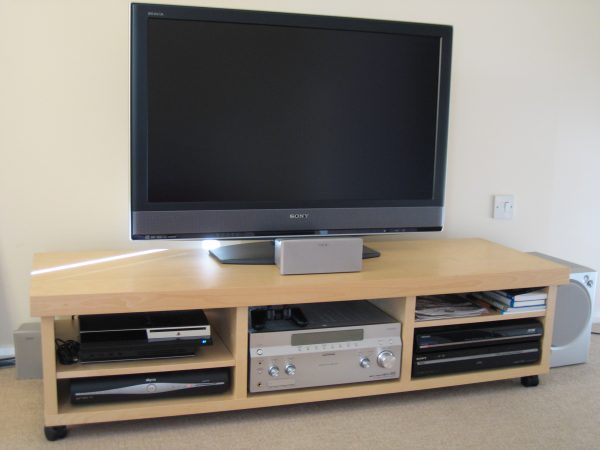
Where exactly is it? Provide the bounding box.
[369,297,415,384]
[399,297,416,383]
[233,307,248,399]
[207,307,249,398]
[204,308,234,352]
[538,285,557,372]
[41,317,58,417]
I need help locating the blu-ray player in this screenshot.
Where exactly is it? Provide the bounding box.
[412,319,543,377]
[78,309,212,363]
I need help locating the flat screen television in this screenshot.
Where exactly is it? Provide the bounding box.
[130,3,453,263]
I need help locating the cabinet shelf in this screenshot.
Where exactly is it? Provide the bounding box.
[55,320,235,380]
[406,362,545,390]
[54,386,237,425]
[413,309,547,328]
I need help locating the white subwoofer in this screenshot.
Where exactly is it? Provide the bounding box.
[529,252,597,367]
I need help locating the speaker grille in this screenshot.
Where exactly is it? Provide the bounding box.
[552,281,592,348]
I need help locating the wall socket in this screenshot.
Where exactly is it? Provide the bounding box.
[493,195,514,219]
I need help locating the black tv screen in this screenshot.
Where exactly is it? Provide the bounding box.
[131,3,452,243]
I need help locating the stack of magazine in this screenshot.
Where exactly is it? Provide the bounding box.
[472,288,547,314]
[415,294,488,321]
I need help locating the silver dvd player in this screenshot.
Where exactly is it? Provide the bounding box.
[249,301,401,393]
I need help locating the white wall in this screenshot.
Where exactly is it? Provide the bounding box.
[1,0,599,346]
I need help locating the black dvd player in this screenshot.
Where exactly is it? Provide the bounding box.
[414,319,543,352]
[78,310,212,363]
[412,319,543,377]
[70,368,229,404]
[412,341,540,377]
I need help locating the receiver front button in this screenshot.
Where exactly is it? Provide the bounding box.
[377,350,396,369]
[285,364,296,376]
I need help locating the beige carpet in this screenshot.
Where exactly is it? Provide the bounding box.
[1,335,600,450]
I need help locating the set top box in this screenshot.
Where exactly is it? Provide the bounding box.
[78,309,212,363]
[70,368,230,405]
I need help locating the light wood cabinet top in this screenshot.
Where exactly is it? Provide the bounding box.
[30,238,569,316]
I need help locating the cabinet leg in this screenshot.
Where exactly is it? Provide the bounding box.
[44,426,68,441]
[520,375,539,387]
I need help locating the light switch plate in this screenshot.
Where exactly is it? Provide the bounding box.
[493,195,514,219]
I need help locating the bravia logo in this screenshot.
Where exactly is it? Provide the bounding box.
[289,213,309,219]
[148,12,165,16]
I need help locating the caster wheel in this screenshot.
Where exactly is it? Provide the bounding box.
[520,375,539,387]
[44,426,68,441]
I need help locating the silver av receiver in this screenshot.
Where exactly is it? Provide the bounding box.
[249,301,401,393]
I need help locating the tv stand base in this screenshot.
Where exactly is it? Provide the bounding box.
[209,240,380,265]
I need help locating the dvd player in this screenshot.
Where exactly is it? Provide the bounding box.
[412,341,540,377]
[414,319,542,352]
[70,368,229,404]
[412,319,543,377]
[78,310,212,363]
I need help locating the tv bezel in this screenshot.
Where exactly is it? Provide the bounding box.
[130,3,452,241]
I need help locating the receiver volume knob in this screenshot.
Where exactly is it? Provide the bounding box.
[268,366,280,377]
[377,350,396,369]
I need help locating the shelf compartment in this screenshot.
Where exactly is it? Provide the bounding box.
[413,309,547,328]
[52,377,402,426]
[244,377,407,411]
[243,361,545,409]
[413,290,550,328]
[51,381,237,426]
[55,320,235,380]
[406,362,546,391]
[47,363,547,427]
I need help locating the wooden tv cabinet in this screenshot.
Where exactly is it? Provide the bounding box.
[30,238,569,440]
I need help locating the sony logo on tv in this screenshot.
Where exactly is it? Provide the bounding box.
[289,213,309,219]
